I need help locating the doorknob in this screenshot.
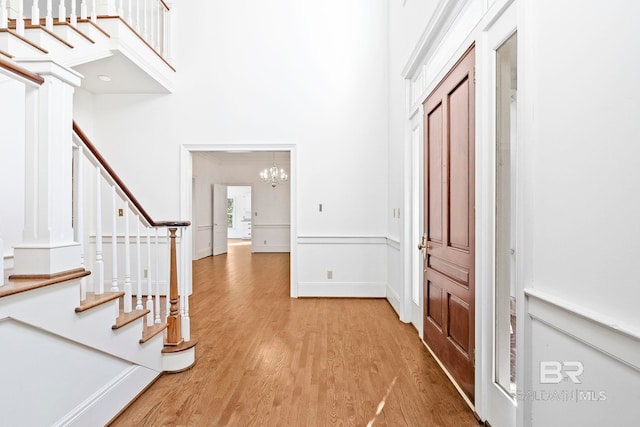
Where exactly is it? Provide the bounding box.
[417,233,430,250]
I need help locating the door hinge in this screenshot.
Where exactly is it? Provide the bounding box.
[473,67,476,84]
[472,348,476,368]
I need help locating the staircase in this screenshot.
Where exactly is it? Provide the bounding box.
[0,2,195,425]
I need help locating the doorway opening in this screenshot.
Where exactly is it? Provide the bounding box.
[227,186,252,249]
[184,146,297,297]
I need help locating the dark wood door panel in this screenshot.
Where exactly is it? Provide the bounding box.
[423,44,475,402]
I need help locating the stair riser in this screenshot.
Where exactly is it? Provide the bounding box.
[0,279,164,370]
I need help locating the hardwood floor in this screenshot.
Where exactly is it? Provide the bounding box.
[110,242,479,426]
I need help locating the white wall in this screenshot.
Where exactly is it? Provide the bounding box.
[74,0,391,297]
[520,1,640,424]
[0,78,26,267]
[192,153,291,257]
[386,0,441,318]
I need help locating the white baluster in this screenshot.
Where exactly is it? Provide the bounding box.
[142,0,147,40]
[31,1,40,26]
[154,228,161,324]
[95,166,104,294]
[135,0,139,32]
[70,0,77,26]
[16,0,24,36]
[46,0,53,31]
[111,185,119,292]
[58,0,66,24]
[149,2,155,49]
[123,203,132,313]
[127,0,131,24]
[91,0,96,22]
[135,219,143,310]
[80,0,87,20]
[0,0,8,30]
[162,6,168,57]
[146,227,154,326]
[117,0,123,16]
[180,228,190,341]
[74,147,87,301]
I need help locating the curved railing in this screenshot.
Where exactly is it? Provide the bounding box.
[72,121,190,346]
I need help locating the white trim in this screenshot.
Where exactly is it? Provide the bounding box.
[386,285,401,315]
[196,225,213,231]
[298,282,386,298]
[53,365,159,427]
[386,237,401,250]
[162,347,196,373]
[252,223,290,229]
[526,288,640,371]
[297,236,387,245]
[402,0,469,78]
[181,143,298,298]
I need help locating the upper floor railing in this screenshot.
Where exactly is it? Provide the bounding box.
[0,0,170,60]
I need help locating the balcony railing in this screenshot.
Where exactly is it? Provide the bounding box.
[0,0,170,60]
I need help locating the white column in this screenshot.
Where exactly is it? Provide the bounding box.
[12,60,82,276]
[123,203,132,313]
[95,166,104,294]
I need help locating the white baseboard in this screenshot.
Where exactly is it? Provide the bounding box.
[298,281,386,297]
[55,365,160,427]
[386,285,401,316]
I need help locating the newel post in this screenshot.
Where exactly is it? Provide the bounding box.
[165,227,183,346]
[12,59,82,277]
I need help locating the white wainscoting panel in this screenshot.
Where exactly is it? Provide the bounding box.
[252,224,290,253]
[195,224,213,260]
[525,288,640,425]
[297,236,387,297]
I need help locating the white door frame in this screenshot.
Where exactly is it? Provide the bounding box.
[400,0,519,423]
[180,143,298,298]
[476,0,518,425]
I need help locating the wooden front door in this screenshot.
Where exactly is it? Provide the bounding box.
[422,45,475,401]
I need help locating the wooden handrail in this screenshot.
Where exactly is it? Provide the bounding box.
[160,0,170,11]
[0,56,44,85]
[72,121,190,228]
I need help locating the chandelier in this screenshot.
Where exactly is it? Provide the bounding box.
[259,153,288,188]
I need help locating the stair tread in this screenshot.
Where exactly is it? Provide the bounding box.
[0,28,49,54]
[76,291,124,313]
[7,20,74,48]
[140,322,168,344]
[113,308,150,329]
[162,337,198,354]
[2,268,90,299]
